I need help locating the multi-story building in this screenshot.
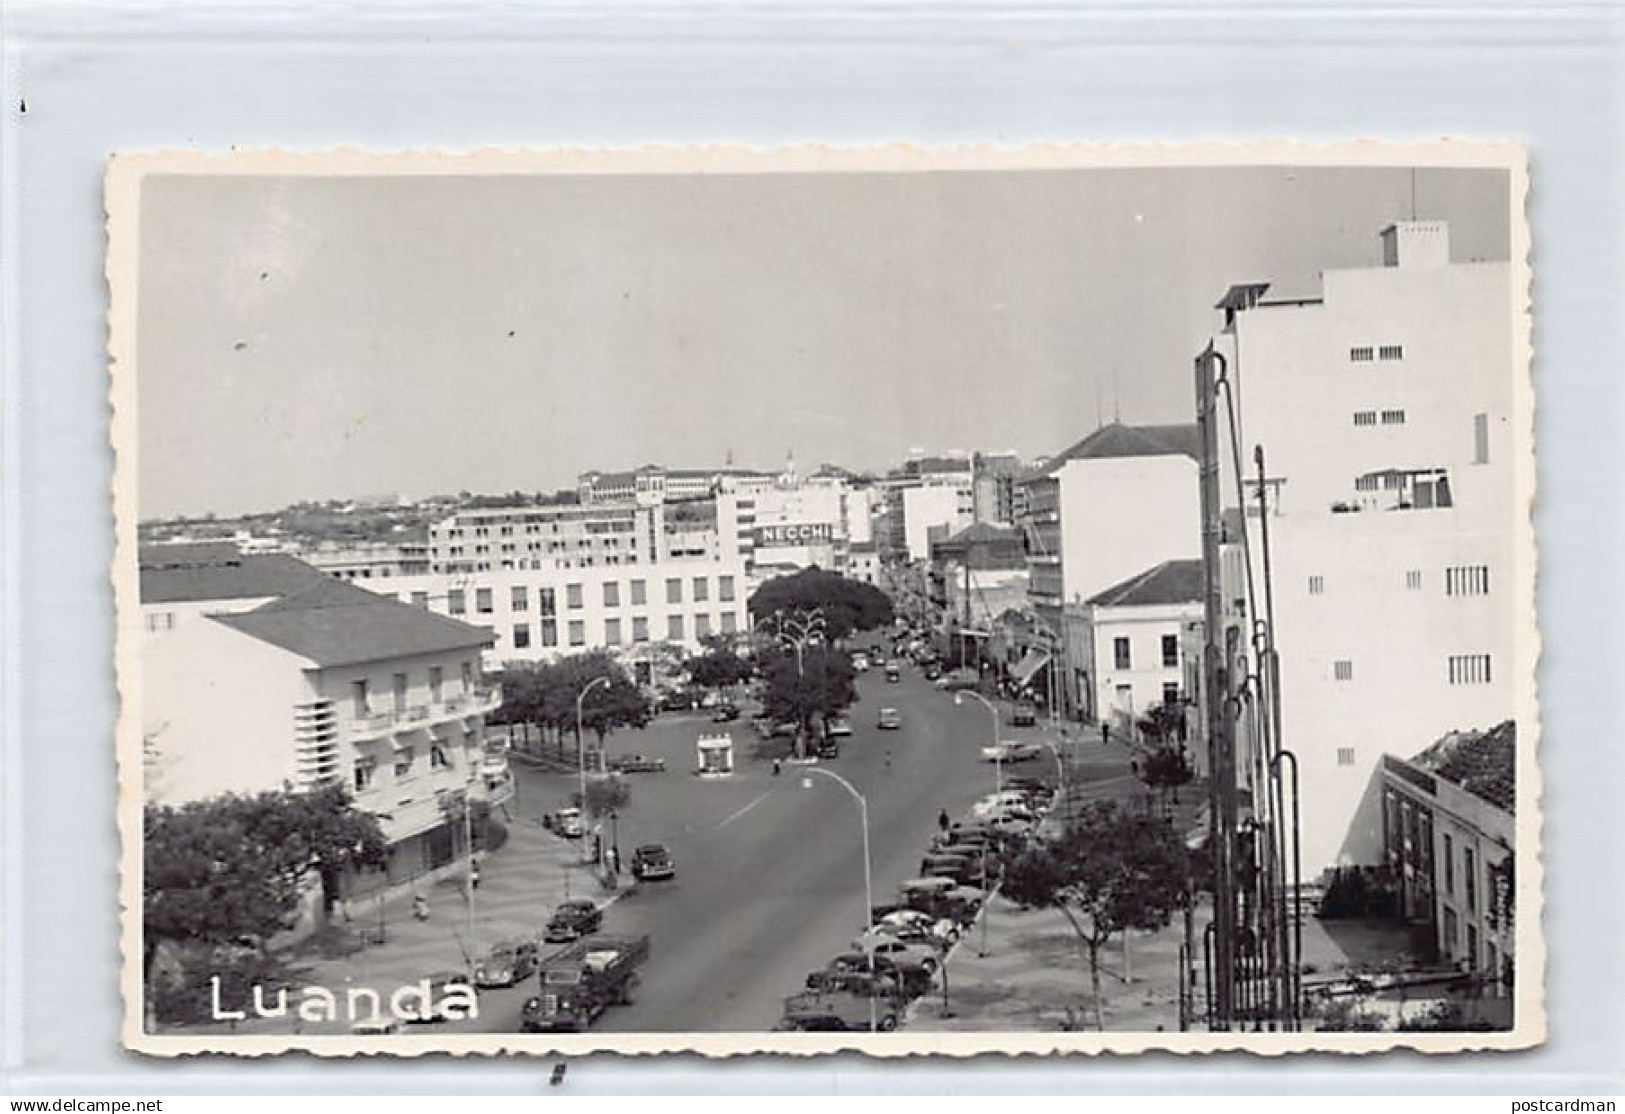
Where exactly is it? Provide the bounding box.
[971,451,1025,526]
[1380,721,1515,1016]
[1215,219,1518,872]
[296,539,432,580]
[141,545,508,909]
[577,463,776,506]
[427,501,662,575]
[1015,422,1203,717]
[1076,559,1203,730]
[901,480,975,562]
[716,470,876,591]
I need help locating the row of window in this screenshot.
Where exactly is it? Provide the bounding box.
[1325,654,1494,686]
[1351,409,1407,427]
[354,740,463,792]
[444,575,737,617]
[1307,565,1489,597]
[441,519,636,539]
[1349,344,1405,362]
[1110,634,1181,671]
[349,661,479,719]
[510,610,740,650]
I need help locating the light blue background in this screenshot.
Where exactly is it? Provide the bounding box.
[2,0,1622,1096]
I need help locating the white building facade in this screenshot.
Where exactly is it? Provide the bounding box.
[1218,220,1520,873]
[1078,559,1203,730]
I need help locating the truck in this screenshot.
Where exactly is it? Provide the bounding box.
[520,934,650,1032]
[781,971,905,1031]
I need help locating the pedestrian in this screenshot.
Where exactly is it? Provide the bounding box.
[470,860,480,891]
[937,808,950,834]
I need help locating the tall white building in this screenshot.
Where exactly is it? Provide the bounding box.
[1216,220,1520,873]
[901,479,975,561]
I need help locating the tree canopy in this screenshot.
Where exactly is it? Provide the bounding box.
[758,645,857,754]
[143,784,387,958]
[1001,800,1193,1029]
[747,567,894,642]
[685,633,755,694]
[493,652,651,743]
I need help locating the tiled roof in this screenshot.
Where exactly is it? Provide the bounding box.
[139,544,331,604]
[1087,559,1205,608]
[215,578,494,668]
[1412,720,1516,812]
[1021,422,1202,482]
[940,522,1019,547]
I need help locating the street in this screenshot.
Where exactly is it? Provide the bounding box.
[456,662,1054,1033]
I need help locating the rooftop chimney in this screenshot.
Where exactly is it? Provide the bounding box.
[1380,221,1450,269]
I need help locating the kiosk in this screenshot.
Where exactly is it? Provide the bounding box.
[695,733,735,778]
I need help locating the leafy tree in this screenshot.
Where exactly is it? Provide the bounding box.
[759,645,857,758]
[1136,745,1195,805]
[748,567,894,642]
[1000,800,1191,1030]
[686,634,754,696]
[572,777,632,820]
[143,784,387,968]
[551,652,652,744]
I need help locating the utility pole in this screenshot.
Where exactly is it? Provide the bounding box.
[1195,343,1239,1028]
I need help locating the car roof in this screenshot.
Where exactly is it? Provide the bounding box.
[635,843,668,853]
[558,899,595,910]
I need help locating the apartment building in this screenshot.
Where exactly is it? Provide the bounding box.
[427,501,667,574]
[1216,220,1519,873]
[296,539,432,580]
[1077,559,1203,730]
[577,463,776,506]
[141,548,508,899]
[1015,422,1203,717]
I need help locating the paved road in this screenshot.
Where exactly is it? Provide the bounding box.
[460,663,1049,1034]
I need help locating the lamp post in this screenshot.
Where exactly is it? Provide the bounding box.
[800,766,877,1033]
[768,608,826,756]
[575,676,611,862]
[955,689,1002,793]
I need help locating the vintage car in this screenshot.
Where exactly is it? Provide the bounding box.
[474,938,541,988]
[544,899,603,943]
[545,806,586,838]
[1009,704,1038,727]
[608,753,667,773]
[825,716,854,738]
[631,843,675,881]
[877,707,903,730]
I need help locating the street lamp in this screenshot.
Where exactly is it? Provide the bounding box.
[799,766,878,1033]
[954,689,1002,793]
[576,676,612,861]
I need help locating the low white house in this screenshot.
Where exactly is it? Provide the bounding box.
[1076,559,1204,731]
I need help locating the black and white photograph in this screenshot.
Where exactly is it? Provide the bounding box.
[108,145,1538,1055]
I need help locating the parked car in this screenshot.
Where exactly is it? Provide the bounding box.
[877,707,902,730]
[608,753,667,773]
[815,735,841,759]
[923,664,943,681]
[826,716,853,738]
[1009,705,1037,727]
[855,936,939,974]
[474,938,541,988]
[884,663,901,683]
[547,806,586,838]
[711,703,740,723]
[631,843,675,881]
[851,653,870,672]
[544,899,603,943]
[1004,742,1043,763]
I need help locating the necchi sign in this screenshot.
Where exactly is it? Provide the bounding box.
[755,522,834,547]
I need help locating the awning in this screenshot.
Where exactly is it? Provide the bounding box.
[1010,650,1051,687]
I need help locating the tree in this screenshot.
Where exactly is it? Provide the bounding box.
[553,652,652,744]
[572,776,631,820]
[685,633,754,696]
[748,567,894,642]
[759,645,857,758]
[1000,800,1192,1029]
[1136,744,1195,806]
[143,784,387,968]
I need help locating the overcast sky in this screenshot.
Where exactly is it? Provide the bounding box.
[136,165,1510,519]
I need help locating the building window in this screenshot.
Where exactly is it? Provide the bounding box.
[1308,575,1325,596]
[412,591,429,608]
[1443,832,1455,895]
[476,588,493,614]
[600,581,619,608]
[1466,925,1479,970]
[696,613,712,638]
[1333,660,1353,681]
[394,746,416,781]
[538,587,556,616]
[633,616,649,642]
[449,589,466,615]
[511,586,528,611]
[1445,565,1491,597]
[1162,682,1180,706]
[351,679,370,717]
[513,623,530,649]
[568,620,586,647]
[144,611,176,633]
[461,660,474,692]
[1350,346,1375,363]
[1464,847,1477,915]
[719,575,736,603]
[668,614,685,641]
[1113,637,1131,670]
[1379,344,1404,361]
[666,578,683,604]
[541,618,558,647]
[429,666,443,703]
[1406,569,1423,591]
[1473,412,1490,464]
[721,612,738,634]
[429,744,451,771]
[1353,410,1378,427]
[1161,634,1178,668]
[1336,746,1356,767]
[1354,474,1381,492]
[566,583,583,610]
[392,672,409,713]
[1443,907,1459,950]
[605,617,623,645]
[1381,409,1406,426]
[631,579,647,606]
[1448,654,1493,685]
[353,757,377,793]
